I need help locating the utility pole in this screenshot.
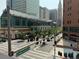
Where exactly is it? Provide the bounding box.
[53,22,57,59]
[53,32,56,59]
[7,2,13,56]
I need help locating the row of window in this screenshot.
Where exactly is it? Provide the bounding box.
[70,27,79,32]
[63,27,79,32]
[32,22,50,26]
[1,18,28,27]
[58,51,73,58]
[67,0,72,17]
[65,20,79,24]
[1,16,51,28]
[67,0,72,5]
[1,19,7,27]
[65,0,79,17]
[12,0,26,13]
[63,27,69,32]
[67,20,71,24]
[32,27,49,31]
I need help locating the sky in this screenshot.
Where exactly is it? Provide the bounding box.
[0,0,63,16]
[40,0,63,9]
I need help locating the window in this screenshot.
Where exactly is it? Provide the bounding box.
[67,7,72,11]
[22,19,26,26]
[68,53,73,58]
[70,27,79,32]
[15,19,20,26]
[68,13,71,16]
[64,53,67,57]
[70,13,71,16]
[69,21,71,24]
[58,51,62,56]
[63,27,68,32]
[67,0,72,5]
[67,20,71,24]
[67,21,70,24]
[1,19,8,27]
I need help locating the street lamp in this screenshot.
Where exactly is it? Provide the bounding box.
[7,6,13,57]
[7,0,14,56]
[53,22,57,59]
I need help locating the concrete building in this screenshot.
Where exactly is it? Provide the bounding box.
[38,7,51,31]
[57,0,63,27]
[0,10,51,39]
[39,7,50,20]
[0,0,52,39]
[49,9,57,22]
[7,0,39,18]
[7,0,26,13]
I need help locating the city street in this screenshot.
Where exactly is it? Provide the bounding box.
[17,33,62,59]
[0,33,62,59]
[1,0,79,59]
[0,40,36,55]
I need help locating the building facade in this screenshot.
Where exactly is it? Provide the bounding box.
[26,0,39,18]
[7,0,39,18]
[0,10,51,39]
[63,0,79,42]
[49,9,57,22]
[57,0,63,27]
[0,0,52,39]
[39,7,50,20]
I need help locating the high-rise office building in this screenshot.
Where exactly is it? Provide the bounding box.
[39,7,49,20]
[7,0,39,18]
[49,9,57,22]
[7,0,26,13]
[63,0,79,42]
[57,0,63,27]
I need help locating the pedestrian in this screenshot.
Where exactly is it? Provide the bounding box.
[40,41,41,45]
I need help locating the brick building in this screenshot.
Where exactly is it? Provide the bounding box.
[63,0,79,42]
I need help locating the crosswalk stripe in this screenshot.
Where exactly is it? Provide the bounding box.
[21,54,35,59]
[26,52,46,59]
[34,47,49,55]
[28,50,48,57]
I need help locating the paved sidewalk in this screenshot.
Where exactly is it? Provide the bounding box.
[0,53,15,59]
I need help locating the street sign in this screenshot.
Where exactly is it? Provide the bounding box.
[16,46,30,57]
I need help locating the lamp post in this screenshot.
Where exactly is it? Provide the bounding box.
[7,0,13,56]
[7,6,12,57]
[53,22,57,59]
